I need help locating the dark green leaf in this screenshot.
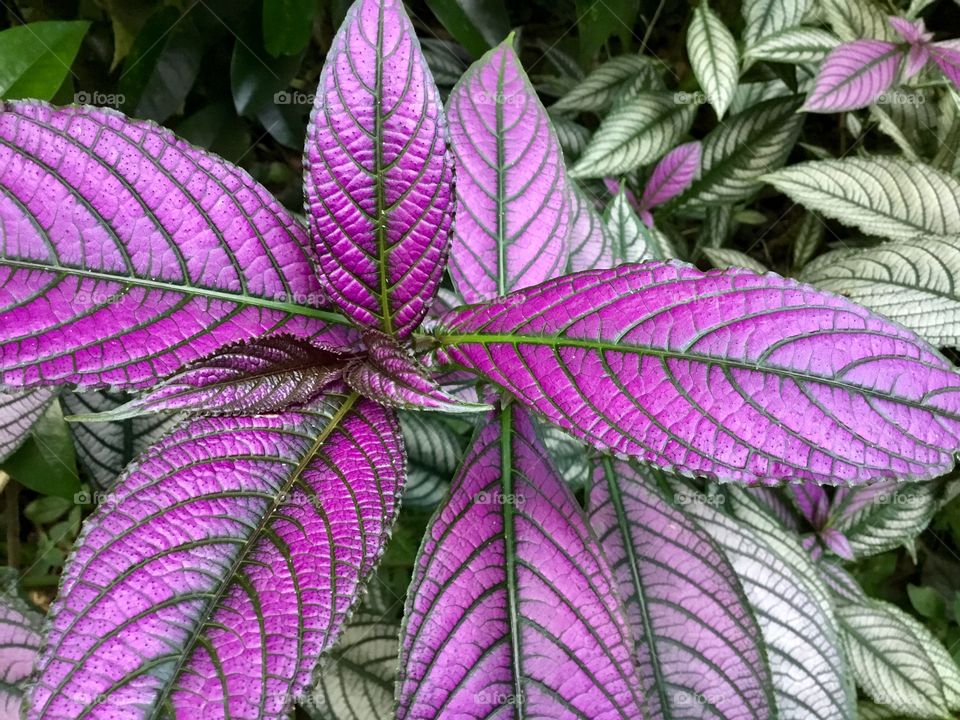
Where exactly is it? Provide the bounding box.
[263,0,316,56]
[575,0,639,61]
[1,403,79,499]
[0,21,89,101]
[424,0,511,58]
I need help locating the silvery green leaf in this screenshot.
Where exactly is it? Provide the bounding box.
[829,481,939,559]
[765,158,960,240]
[790,212,826,270]
[551,55,662,113]
[697,204,736,250]
[702,247,770,273]
[399,411,466,511]
[801,235,960,346]
[540,423,591,490]
[682,489,856,719]
[818,560,868,604]
[742,0,813,53]
[821,0,896,41]
[687,2,739,118]
[730,79,796,115]
[550,113,592,159]
[304,612,400,720]
[889,602,960,711]
[678,96,804,206]
[744,26,840,65]
[421,38,469,89]
[570,92,697,178]
[0,571,42,718]
[934,90,960,174]
[838,600,951,718]
[605,190,660,262]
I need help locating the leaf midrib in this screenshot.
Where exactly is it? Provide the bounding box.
[139,393,360,720]
[436,331,960,418]
[0,258,351,325]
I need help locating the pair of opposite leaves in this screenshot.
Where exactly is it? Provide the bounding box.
[2,0,960,717]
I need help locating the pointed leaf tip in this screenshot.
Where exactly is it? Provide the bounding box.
[305,0,454,337]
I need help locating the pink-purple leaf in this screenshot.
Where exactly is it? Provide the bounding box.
[567,185,614,273]
[435,262,960,484]
[0,578,43,718]
[791,482,830,527]
[446,40,570,302]
[931,40,960,89]
[344,333,488,413]
[0,388,55,461]
[396,404,643,719]
[28,392,404,719]
[804,40,903,112]
[0,101,352,391]
[588,459,776,719]
[69,336,351,421]
[888,17,933,46]
[304,0,453,337]
[638,141,701,215]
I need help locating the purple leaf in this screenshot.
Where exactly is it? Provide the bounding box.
[567,185,614,273]
[435,262,960,484]
[304,0,454,337]
[61,391,183,489]
[903,43,932,79]
[396,405,643,719]
[931,41,960,89]
[790,482,830,527]
[587,459,776,719]
[344,333,488,412]
[446,40,570,303]
[803,40,903,112]
[28,392,404,719]
[69,336,351,421]
[0,101,352,391]
[638,141,702,214]
[0,388,55,461]
[0,580,43,718]
[889,16,933,46]
[821,528,855,560]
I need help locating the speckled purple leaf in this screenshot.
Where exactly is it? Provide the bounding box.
[436,262,960,484]
[344,333,487,413]
[0,388,55,461]
[803,40,903,112]
[304,0,453,337]
[0,101,352,391]
[396,405,643,719]
[28,392,404,719]
[0,581,43,718]
[71,336,352,421]
[587,459,775,719]
[567,185,614,273]
[932,41,960,89]
[638,141,701,215]
[447,41,570,302]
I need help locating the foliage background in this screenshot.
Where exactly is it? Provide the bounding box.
[2,0,960,708]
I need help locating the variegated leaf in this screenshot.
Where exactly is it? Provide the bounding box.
[765,158,960,240]
[0,573,43,719]
[687,3,739,119]
[829,481,939,558]
[447,40,570,302]
[435,262,960,484]
[0,101,351,390]
[567,185,614,272]
[742,0,813,53]
[0,388,55,462]
[744,27,841,65]
[304,0,454,337]
[61,390,178,490]
[838,600,950,717]
[684,490,856,719]
[677,96,804,207]
[399,411,466,510]
[703,247,770,273]
[570,92,697,179]
[605,190,660,263]
[821,0,895,42]
[28,392,404,719]
[396,405,644,719]
[304,612,400,720]
[801,235,960,346]
[587,460,776,719]
[551,55,663,113]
